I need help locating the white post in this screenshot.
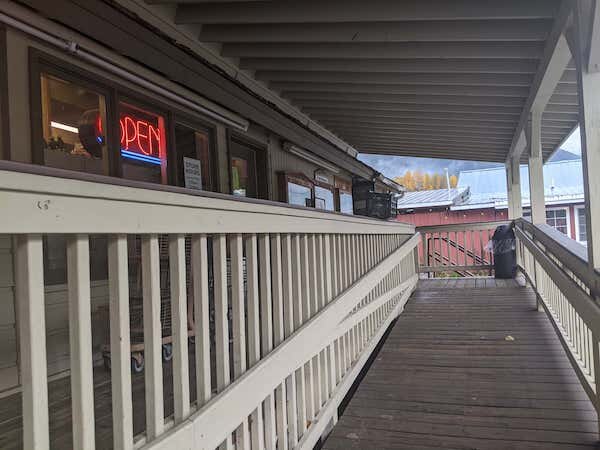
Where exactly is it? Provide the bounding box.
[573,1,600,270]
[528,109,546,225]
[506,157,523,220]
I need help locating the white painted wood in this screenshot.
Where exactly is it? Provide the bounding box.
[67,234,95,450]
[572,3,600,270]
[169,235,190,423]
[16,235,49,450]
[258,234,274,354]
[245,234,261,367]
[528,109,546,225]
[213,235,230,391]
[108,235,133,450]
[230,234,247,378]
[141,235,165,439]
[0,170,414,235]
[275,383,289,450]
[191,235,211,406]
[281,234,294,338]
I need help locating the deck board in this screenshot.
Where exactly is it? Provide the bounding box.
[323,278,599,450]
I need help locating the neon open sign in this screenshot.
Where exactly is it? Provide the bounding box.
[119,114,163,165]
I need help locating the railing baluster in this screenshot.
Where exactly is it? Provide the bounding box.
[16,235,49,450]
[291,235,307,437]
[67,234,95,450]
[169,234,190,423]
[300,235,315,422]
[108,235,133,450]
[192,235,211,407]
[141,235,164,439]
[270,234,289,450]
[230,234,250,449]
[258,234,276,450]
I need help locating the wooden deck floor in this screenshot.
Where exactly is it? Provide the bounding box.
[323,278,600,450]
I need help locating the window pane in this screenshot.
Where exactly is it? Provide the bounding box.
[119,102,167,184]
[340,192,353,214]
[41,74,108,175]
[315,185,334,211]
[578,208,587,242]
[175,124,212,191]
[288,182,312,207]
[231,156,249,197]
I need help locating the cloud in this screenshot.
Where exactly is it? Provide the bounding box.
[358,154,502,179]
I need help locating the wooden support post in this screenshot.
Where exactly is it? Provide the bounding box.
[506,157,523,220]
[572,1,600,270]
[528,109,546,225]
[16,235,49,450]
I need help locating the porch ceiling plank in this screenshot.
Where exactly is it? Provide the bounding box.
[239,58,540,74]
[355,147,508,162]
[329,132,514,143]
[199,19,552,43]
[324,124,516,135]
[286,92,526,107]
[506,0,574,162]
[320,120,516,131]
[340,137,512,148]
[222,42,545,60]
[296,101,524,116]
[256,71,536,87]
[304,109,520,123]
[272,82,530,97]
[342,138,508,150]
[176,0,560,25]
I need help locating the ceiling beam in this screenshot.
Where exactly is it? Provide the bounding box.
[319,122,516,134]
[200,19,551,43]
[176,0,560,25]
[286,92,526,107]
[273,82,530,97]
[319,118,516,130]
[506,0,574,162]
[240,58,539,74]
[256,71,535,87]
[356,148,507,162]
[306,109,519,122]
[337,135,512,147]
[223,42,544,60]
[296,100,524,115]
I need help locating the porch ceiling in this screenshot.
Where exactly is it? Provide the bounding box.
[149,0,576,163]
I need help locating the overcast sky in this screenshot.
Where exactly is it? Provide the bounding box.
[358,126,582,179]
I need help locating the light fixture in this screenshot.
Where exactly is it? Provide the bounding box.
[50,121,78,134]
[283,142,339,174]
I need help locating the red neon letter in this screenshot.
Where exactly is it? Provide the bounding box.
[148,124,161,157]
[124,116,137,150]
[136,120,149,155]
[119,118,125,146]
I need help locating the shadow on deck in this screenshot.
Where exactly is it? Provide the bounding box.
[323,278,600,450]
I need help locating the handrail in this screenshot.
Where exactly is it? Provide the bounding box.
[0,163,414,235]
[514,223,600,413]
[0,164,419,450]
[416,220,507,234]
[515,218,599,297]
[416,220,501,276]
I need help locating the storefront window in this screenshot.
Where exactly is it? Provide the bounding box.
[119,102,167,184]
[40,73,108,174]
[175,123,212,191]
[288,182,312,207]
[340,192,354,214]
[315,185,334,211]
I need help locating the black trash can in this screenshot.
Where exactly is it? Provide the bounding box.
[492,224,517,279]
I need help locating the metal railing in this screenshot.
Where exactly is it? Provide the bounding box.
[515,218,600,424]
[0,161,419,450]
[416,221,506,277]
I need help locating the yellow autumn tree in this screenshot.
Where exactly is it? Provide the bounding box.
[449,175,458,188]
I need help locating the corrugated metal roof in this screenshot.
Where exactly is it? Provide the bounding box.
[454,159,584,210]
[396,187,469,209]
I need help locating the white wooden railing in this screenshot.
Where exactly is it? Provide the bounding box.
[0,162,419,450]
[416,221,506,277]
[515,219,600,424]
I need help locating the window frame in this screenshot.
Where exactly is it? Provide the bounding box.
[171,113,219,192]
[227,131,270,200]
[0,26,9,160]
[545,206,571,237]
[574,204,587,244]
[29,49,118,172]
